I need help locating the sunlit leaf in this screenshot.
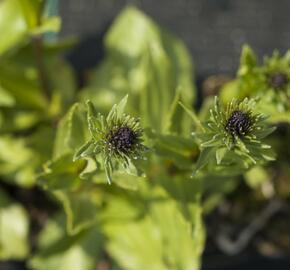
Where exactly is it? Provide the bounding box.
[245,165,270,188]
[53,103,87,160]
[80,7,196,135]
[0,189,29,260]
[29,214,103,270]
[0,0,27,55]
[53,188,100,235]
[103,186,204,270]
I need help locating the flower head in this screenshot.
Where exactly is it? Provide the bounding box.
[107,125,139,154]
[268,71,289,90]
[194,97,275,174]
[263,52,290,93]
[220,47,290,118]
[225,110,252,138]
[259,51,290,112]
[74,95,147,184]
[208,97,264,148]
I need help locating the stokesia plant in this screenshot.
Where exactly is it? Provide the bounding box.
[0,2,284,270]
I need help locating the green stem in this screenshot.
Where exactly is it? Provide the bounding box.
[32,35,51,101]
[32,1,51,101]
[178,102,205,132]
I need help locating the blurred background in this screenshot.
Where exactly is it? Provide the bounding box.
[60,0,290,79]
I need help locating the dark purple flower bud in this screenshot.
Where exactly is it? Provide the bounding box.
[268,72,288,90]
[225,110,252,137]
[107,126,139,154]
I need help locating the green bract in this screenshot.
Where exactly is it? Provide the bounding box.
[74,95,147,184]
[194,97,276,175]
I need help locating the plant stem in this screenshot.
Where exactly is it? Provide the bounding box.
[179,101,205,132]
[32,0,51,101]
[33,35,51,101]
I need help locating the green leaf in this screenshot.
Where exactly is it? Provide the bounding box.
[53,103,87,160]
[0,188,29,260]
[0,0,60,55]
[53,188,100,235]
[0,0,27,55]
[0,125,54,187]
[86,100,102,140]
[0,109,41,133]
[112,171,143,190]
[0,85,15,106]
[179,101,205,132]
[116,94,128,117]
[219,80,241,104]
[73,140,96,161]
[162,88,181,132]
[216,147,227,164]
[253,126,276,139]
[38,154,101,235]
[0,136,35,186]
[260,147,276,161]
[238,44,257,76]
[30,16,61,35]
[29,214,103,270]
[194,147,214,175]
[0,60,47,109]
[80,6,195,135]
[149,131,199,169]
[244,166,270,188]
[103,187,204,270]
[104,159,113,185]
[39,154,87,190]
[18,0,39,29]
[46,57,77,114]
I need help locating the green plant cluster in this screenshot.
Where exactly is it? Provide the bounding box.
[0,1,289,270]
[220,45,290,122]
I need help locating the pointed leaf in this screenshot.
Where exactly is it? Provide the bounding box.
[216,147,227,164]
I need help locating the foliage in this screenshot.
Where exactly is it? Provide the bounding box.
[0,2,288,270]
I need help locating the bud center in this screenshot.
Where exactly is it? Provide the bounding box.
[108,126,137,153]
[268,72,288,90]
[225,110,252,137]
